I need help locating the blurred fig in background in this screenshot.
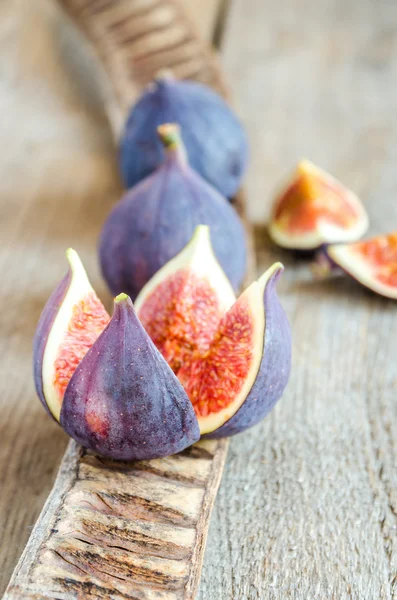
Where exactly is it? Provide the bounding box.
[119,72,249,198]
[100,123,247,301]
[269,160,368,251]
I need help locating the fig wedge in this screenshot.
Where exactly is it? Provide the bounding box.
[33,249,109,421]
[269,160,369,250]
[323,232,397,300]
[183,264,291,436]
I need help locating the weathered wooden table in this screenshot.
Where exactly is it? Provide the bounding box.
[1,0,396,598]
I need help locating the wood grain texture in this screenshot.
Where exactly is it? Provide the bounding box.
[197,0,397,598]
[184,0,224,43]
[58,0,228,120]
[5,439,229,599]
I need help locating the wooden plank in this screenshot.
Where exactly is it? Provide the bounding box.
[56,0,229,121]
[1,0,251,598]
[184,0,224,42]
[197,0,397,598]
[5,440,228,599]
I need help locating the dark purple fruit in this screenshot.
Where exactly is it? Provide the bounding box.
[33,249,200,460]
[100,123,247,300]
[119,73,248,198]
[61,294,200,460]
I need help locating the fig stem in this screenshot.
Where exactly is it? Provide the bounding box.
[157,123,187,165]
[155,68,175,82]
[311,251,339,279]
[115,292,129,303]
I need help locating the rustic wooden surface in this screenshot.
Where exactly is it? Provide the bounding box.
[1,0,397,599]
[5,439,229,599]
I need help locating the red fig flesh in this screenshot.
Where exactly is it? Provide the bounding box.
[269,160,368,250]
[135,226,236,378]
[325,232,397,299]
[182,264,291,435]
[136,227,291,436]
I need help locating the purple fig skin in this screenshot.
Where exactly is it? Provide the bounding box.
[99,149,248,300]
[60,295,200,461]
[32,270,71,420]
[205,268,291,438]
[119,77,248,198]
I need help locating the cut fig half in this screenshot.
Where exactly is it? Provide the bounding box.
[33,249,109,421]
[135,225,236,376]
[182,263,291,436]
[323,232,397,299]
[269,160,369,250]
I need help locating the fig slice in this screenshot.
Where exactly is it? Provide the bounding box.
[269,160,369,250]
[60,294,200,460]
[33,249,110,421]
[323,232,397,299]
[181,263,291,436]
[135,225,236,378]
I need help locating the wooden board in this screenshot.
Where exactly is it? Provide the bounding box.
[5,440,228,599]
[1,0,251,598]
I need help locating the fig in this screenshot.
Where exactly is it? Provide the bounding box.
[190,262,291,437]
[317,232,397,300]
[99,123,247,300]
[33,250,200,460]
[119,72,248,198]
[136,226,291,437]
[33,248,110,421]
[269,160,369,250]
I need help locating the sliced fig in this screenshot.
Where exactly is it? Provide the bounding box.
[99,123,247,300]
[182,263,291,436]
[135,225,236,379]
[269,160,369,250]
[60,294,200,461]
[136,230,291,437]
[323,232,397,299]
[33,249,110,421]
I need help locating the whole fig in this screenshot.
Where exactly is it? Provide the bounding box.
[100,124,247,300]
[119,73,248,198]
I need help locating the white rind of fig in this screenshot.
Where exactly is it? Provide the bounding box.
[34,250,103,421]
[197,262,288,435]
